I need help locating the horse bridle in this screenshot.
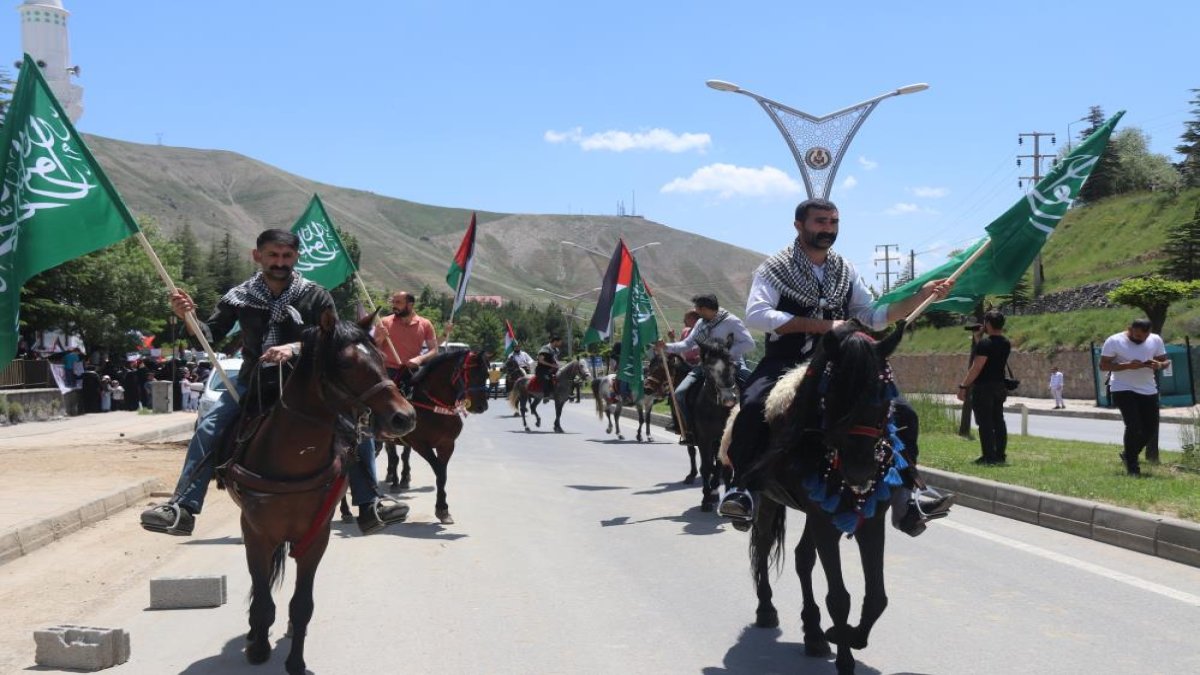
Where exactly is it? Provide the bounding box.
[409,351,488,416]
[811,351,899,495]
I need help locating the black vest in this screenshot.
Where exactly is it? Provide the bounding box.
[763,289,852,363]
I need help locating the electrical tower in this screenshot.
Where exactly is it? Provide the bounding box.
[1018,131,1057,297]
[874,244,901,293]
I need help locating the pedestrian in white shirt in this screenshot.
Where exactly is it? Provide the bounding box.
[1099,318,1168,475]
[1048,366,1065,409]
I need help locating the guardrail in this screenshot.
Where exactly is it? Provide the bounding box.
[0,360,54,389]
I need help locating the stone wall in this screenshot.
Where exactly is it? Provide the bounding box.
[1013,281,1122,315]
[890,350,1097,399]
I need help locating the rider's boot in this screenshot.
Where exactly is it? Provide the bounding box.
[140,502,196,536]
[356,496,410,535]
[893,487,954,537]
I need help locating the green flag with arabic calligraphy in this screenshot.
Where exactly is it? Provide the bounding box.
[0,54,140,366]
[290,194,356,290]
[617,259,658,401]
[874,112,1124,314]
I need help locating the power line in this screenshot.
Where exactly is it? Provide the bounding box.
[1017,131,1056,296]
[873,244,900,293]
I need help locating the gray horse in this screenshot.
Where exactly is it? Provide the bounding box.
[508,359,590,433]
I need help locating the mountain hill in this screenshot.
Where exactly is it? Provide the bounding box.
[85,134,765,317]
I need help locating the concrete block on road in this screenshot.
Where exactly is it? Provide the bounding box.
[102,491,129,515]
[1093,504,1159,555]
[78,497,109,526]
[150,575,227,609]
[1038,495,1095,539]
[34,625,130,671]
[943,474,995,513]
[0,530,23,564]
[992,484,1041,525]
[1155,519,1200,568]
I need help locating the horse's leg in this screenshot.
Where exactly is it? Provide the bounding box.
[613,404,622,439]
[284,531,330,675]
[398,445,412,490]
[531,398,541,429]
[684,443,698,485]
[750,498,784,628]
[337,495,353,523]
[385,441,400,488]
[846,513,889,651]
[243,529,278,665]
[413,441,454,524]
[797,517,831,657]
[553,400,565,433]
[812,517,857,674]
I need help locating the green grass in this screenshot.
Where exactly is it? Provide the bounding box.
[921,432,1200,522]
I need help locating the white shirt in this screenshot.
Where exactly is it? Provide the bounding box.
[1049,371,1064,389]
[745,259,890,339]
[663,313,756,364]
[1101,332,1166,395]
[508,351,535,371]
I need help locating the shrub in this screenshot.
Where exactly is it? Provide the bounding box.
[7,401,24,424]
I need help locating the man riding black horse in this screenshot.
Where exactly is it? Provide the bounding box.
[534,335,564,403]
[140,229,409,537]
[719,199,954,536]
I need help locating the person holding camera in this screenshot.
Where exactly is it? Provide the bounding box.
[1099,318,1168,476]
[956,310,1011,465]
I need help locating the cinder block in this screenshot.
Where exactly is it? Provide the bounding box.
[1155,519,1200,568]
[78,498,109,526]
[937,472,996,513]
[16,521,55,554]
[1038,495,1095,539]
[34,625,130,671]
[0,531,23,565]
[101,492,128,515]
[150,575,227,609]
[122,482,150,506]
[1093,504,1159,555]
[993,484,1041,524]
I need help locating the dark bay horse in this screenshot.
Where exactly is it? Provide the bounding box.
[744,320,906,675]
[376,349,490,525]
[222,310,415,674]
[686,337,738,511]
[645,351,698,482]
[507,359,590,432]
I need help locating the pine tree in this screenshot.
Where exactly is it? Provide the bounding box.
[1078,105,1119,203]
[1161,204,1200,281]
[0,67,13,126]
[1177,89,1200,188]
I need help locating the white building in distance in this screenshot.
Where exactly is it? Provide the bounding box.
[16,0,83,122]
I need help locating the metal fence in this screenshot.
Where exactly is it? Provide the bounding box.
[0,360,54,389]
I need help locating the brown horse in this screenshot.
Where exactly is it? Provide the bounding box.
[385,349,490,524]
[221,310,415,674]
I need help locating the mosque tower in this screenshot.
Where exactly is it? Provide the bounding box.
[16,0,83,122]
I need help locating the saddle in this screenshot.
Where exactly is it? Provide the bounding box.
[529,373,556,394]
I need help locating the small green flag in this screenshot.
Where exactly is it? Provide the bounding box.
[0,54,140,365]
[875,111,1125,314]
[617,259,658,401]
[291,194,356,289]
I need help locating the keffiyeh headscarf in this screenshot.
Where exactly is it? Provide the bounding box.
[222,271,315,348]
[757,238,852,319]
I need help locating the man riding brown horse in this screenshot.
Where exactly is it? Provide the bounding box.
[139,229,409,537]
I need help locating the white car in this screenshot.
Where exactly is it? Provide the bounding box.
[193,358,243,425]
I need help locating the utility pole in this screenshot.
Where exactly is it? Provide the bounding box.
[874,244,901,293]
[1018,131,1056,297]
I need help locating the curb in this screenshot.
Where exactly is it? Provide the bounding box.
[611,406,1200,568]
[0,478,158,567]
[121,420,196,444]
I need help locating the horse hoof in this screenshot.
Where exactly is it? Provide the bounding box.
[398,478,411,491]
[245,640,271,665]
[286,658,306,675]
[555,427,564,434]
[437,510,455,525]
[755,608,779,628]
[340,511,354,524]
[803,638,832,658]
[700,501,713,512]
[535,419,541,428]
[683,474,697,485]
[617,434,624,440]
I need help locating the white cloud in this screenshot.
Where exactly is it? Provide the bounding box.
[660,163,802,198]
[884,202,940,216]
[910,186,949,198]
[544,126,710,153]
[841,175,858,190]
[858,156,879,170]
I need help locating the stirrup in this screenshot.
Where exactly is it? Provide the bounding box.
[718,489,754,521]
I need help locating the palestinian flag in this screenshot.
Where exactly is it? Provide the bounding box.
[445,212,477,319]
[504,320,517,358]
[582,239,634,345]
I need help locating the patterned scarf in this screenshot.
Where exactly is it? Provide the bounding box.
[757,238,852,319]
[221,271,315,348]
[692,309,730,343]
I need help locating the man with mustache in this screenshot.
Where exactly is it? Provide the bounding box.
[719,199,955,536]
[1099,318,1168,475]
[375,290,440,393]
[140,229,409,537]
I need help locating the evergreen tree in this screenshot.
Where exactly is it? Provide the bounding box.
[1161,204,1200,281]
[0,67,13,126]
[327,226,363,319]
[1078,105,1120,203]
[1177,88,1200,188]
[172,223,203,286]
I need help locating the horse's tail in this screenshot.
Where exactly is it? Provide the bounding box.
[749,498,787,581]
[507,380,521,410]
[718,405,739,467]
[592,378,604,419]
[270,543,289,590]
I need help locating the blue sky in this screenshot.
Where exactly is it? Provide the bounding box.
[14,1,1198,287]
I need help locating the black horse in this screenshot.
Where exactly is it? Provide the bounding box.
[744,320,907,675]
[644,351,697,480]
[685,337,738,511]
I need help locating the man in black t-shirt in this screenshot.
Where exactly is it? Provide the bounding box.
[956,310,1012,464]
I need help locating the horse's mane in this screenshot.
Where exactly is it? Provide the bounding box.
[299,319,373,376]
[410,349,466,387]
[698,337,732,366]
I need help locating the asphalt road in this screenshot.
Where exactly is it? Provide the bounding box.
[999,412,1187,451]
[32,401,1200,674]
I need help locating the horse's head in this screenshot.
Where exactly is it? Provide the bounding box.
[561,358,590,383]
[809,320,905,493]
[306,309,417,440]
[410,348,490,414]
[698,336,739,409]
[461,350,491,414]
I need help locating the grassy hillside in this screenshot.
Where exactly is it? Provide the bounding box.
[85,135,764,316]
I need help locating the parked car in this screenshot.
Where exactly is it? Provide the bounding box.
[192,358,243,427]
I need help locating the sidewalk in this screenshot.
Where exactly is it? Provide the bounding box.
[0,410,196,564]
[933,393,1197,423]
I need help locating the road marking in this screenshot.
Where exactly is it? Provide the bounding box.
[941,519,1200,607]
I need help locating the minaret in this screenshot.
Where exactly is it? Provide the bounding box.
[17,0,83,122]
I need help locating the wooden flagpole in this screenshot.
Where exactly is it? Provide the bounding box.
[904,238,993,325]
[650,298,688,439]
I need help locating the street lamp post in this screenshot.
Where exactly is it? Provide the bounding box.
[705,79,928,200]
[533,286,601,357]
[1066,116,1090,153]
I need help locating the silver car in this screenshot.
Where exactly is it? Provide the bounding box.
[192,358,243,426]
